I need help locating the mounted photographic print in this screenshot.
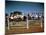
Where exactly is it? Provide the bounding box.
[5,0,44,35]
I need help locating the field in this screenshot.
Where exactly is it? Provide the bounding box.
[5,20,44,35]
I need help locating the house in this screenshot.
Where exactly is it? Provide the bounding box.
[9,11,24,21]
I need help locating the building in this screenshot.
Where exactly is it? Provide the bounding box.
[9,11,24,21]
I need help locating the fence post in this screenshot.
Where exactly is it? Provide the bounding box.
[8,15,10,30]
[27,16,29,29]
[41,17,43,28]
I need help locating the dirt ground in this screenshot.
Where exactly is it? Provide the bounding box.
[5,20,44,35]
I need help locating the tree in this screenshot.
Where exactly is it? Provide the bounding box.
[13,11,22,15]
[5,13,8,16]
[5,13,8,27]
[23,16,27,21]
[28,13,32,20]
[10,12,14,17]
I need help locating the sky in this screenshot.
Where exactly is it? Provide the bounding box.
[5,1,44,16]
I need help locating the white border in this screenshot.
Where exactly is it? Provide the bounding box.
[6,0,44,3]
[0,0,5,35]
[0,0,45,35]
